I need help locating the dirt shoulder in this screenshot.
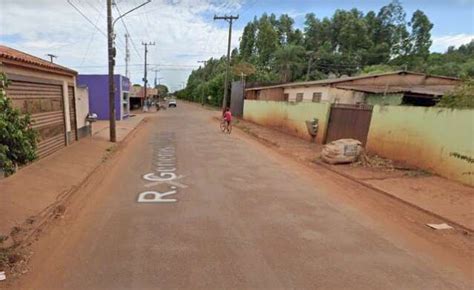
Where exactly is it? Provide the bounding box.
[0,114,150,281]
[233,117,474,232]
[227,116,473,283]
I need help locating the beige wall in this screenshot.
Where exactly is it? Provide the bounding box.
[76,86,89,129]
[367,105,474,186]
[243,100,331,143]
[284,86,364,104]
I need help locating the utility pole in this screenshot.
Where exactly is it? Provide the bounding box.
[125,33,130,79]
[151,68,160,87]
[213,14,238,109]
[46,54,57,63]
[107,0,117,142]
[142,41,155,108]
[107,0,150,142]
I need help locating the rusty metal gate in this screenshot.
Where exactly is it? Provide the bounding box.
[230,81,244,117]
[68,86,78,143]
[7,80,66,158]
[325,104,373,145]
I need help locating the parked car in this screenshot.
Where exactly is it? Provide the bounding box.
[168,99,177,107]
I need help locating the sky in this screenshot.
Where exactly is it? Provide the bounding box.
[1,0,473,92]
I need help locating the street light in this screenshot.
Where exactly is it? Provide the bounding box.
[107,0,151,142]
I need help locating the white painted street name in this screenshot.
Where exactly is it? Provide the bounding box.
[137,132,186,203]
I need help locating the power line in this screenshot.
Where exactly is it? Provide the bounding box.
[114,2,143,60]
[67,0,107,38]
[213,14,239,109]
[80,5,104,66]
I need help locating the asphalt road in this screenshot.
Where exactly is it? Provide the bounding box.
[17,102,471,289]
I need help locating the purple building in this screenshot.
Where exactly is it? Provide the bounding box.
[77,74,130,120]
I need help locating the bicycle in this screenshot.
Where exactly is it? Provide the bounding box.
[220,119,232,134]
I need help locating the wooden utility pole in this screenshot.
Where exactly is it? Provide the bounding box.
[213,14,238,110]
[142,42,155,107]
[107,0,117,142]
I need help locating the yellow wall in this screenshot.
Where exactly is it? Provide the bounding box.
[367,105,474,186]
[243,100,331,143]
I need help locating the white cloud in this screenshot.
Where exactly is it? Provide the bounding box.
[431,34,474,52]
[0,0,244,90]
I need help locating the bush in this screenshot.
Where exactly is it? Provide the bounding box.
[436,78,474,109]
[0,73,38,176]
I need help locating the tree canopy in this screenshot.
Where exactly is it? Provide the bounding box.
[178,0,473,106]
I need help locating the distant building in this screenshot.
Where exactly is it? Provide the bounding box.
[77,74,130,120]
[245,71,461,107]
[129,85,158,110]
[0,45,87,158]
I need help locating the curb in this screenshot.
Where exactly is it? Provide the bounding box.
[231,119,473,234]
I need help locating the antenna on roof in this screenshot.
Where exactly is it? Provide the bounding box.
[46,54,58,63]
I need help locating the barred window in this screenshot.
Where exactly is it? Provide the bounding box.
[312,92,322,103]
[296,93,304,102]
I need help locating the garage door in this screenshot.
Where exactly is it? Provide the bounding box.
[7,80,66,158]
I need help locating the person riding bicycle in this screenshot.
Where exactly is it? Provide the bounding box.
[223,107,232,127]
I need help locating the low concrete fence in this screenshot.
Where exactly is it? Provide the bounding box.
[243,100,330,143]
[243,100,474,186]
[367,105,474,186]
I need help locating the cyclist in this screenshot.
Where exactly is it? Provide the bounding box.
[223,107,232,130]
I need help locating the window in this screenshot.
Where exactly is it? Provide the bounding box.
[296,93,304,102]
[312,92,322,103]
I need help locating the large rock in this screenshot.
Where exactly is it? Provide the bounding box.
[321,139,363,164]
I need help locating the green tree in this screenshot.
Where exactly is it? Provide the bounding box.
[273,45,306,82]
[0,73,38,176]
[239,21,257,61]
[410,10,433,60]
[255,14,280,67]
[155,84,169,96]
[377,0,411,58]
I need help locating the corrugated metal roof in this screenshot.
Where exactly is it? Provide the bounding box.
[245,71,460,91]
[0,45,77,75]
[335,84,456,95]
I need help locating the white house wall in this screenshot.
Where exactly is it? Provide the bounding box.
[284,85,364,104]
[76,86,89,129]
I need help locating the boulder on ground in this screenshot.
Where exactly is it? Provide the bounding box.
[321,138,363,164]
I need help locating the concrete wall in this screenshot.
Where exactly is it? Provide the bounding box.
[243,100,331,143]
[367,105,474,186]
[284,86,364,104]
[77,74,129,120]
[76,86,89,129]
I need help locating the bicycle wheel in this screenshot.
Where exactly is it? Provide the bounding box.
[220,121,226,132]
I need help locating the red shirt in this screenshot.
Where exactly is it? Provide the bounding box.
[224,111,232,121]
